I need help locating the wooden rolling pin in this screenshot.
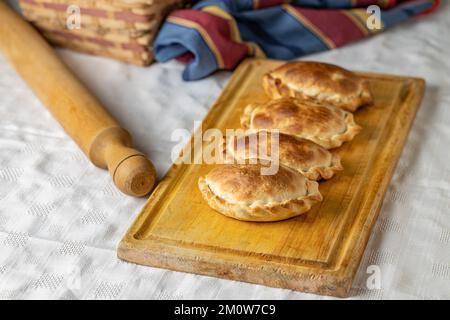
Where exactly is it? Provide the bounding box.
[0,1,156,197]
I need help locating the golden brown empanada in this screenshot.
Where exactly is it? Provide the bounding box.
[241,98,361,149]
[223,131,343,181]
[263,61,373,112]
[198,164,323,222]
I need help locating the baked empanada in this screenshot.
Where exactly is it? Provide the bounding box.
[198,164,322,222]
[223,131,343,181]
[241,98,362,149]
[263,61,373,112]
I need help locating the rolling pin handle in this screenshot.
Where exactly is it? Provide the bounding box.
[0,1,157,197]
[89,127,156,197]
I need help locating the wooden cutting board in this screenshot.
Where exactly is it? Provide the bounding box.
[118,59,425,297]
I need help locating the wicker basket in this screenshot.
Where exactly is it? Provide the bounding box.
[18,0,189,65]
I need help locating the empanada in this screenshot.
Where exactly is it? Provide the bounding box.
[223,131,343,181]
[263,61,373,112]
[241,98,362,149]
[198,164,323,222]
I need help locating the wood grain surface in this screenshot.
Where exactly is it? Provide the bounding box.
[118,58,425,297]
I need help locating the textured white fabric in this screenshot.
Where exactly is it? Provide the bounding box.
[1,2,450,300]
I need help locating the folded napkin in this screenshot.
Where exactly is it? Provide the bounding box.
[154,0,440,81]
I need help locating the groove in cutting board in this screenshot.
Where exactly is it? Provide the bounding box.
[118,59,425,297]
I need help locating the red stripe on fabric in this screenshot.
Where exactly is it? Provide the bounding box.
[42,29,114,47]
[419,0,440,15]
[294,8,367,47]
[42,3,109,17]
[177,52,194,63]
[89,37,114,47]
[255,0,285,9]
[80,8,108,18]
[42,3,101,17]
[122,43,147,53]
[352,0,374,7]
[30,2,156,22]
[41,28,146,53]
[353,0,385,7]
[42,3,67,11]
[41,29,83,41]
[171,10,249,69]
[115,11,154,23]
[387,0,398,8]
[352,0,396,8]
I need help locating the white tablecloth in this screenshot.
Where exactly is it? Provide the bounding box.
[1,1,449,300]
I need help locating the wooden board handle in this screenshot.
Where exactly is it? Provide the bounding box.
[0,2,156,197]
